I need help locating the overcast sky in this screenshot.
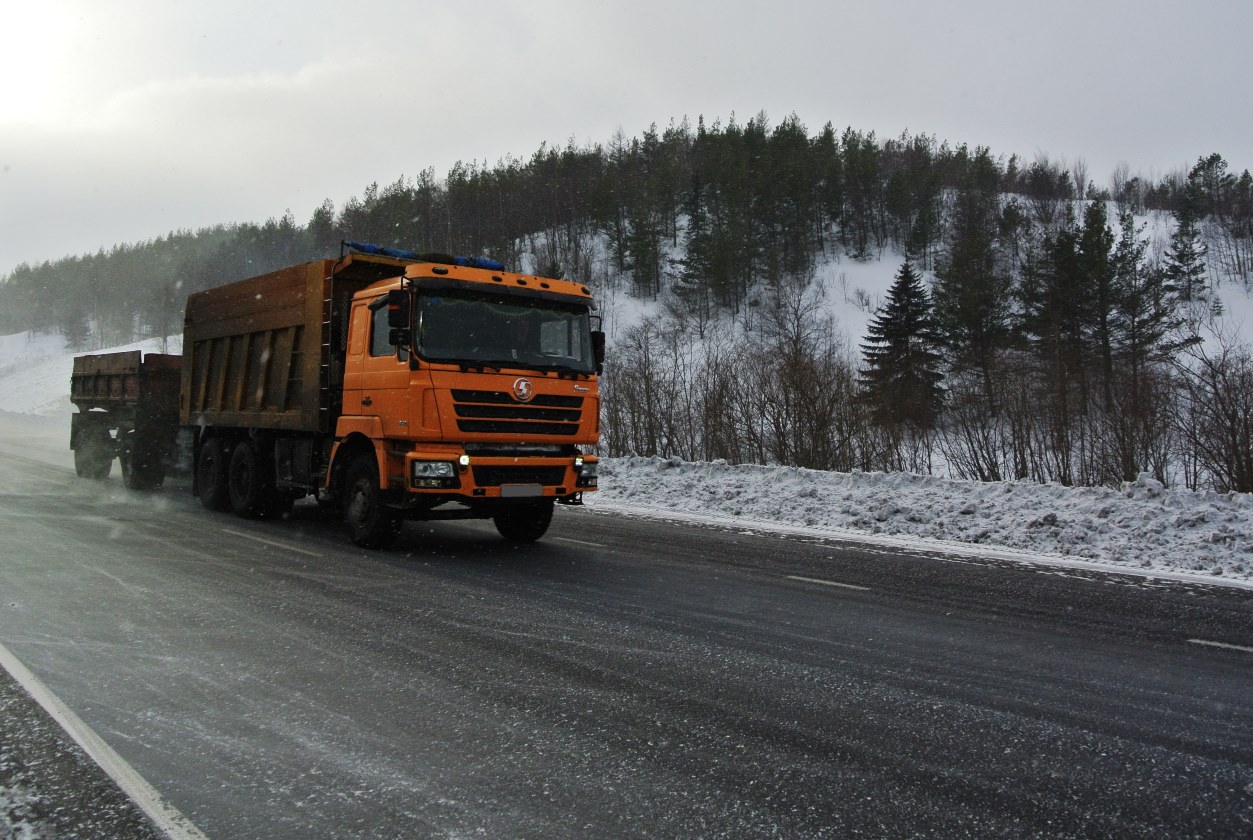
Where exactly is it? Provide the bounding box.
[1,0,1248,277]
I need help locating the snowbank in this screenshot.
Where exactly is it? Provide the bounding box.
[587,456,1253,584]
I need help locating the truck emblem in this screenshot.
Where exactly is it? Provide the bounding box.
[512,377,535,402]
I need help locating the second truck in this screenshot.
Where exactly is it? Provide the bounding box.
[70,242,603,547]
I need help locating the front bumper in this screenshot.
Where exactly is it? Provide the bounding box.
[402,451,598,498]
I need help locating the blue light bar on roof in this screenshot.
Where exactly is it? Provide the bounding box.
[343,241,420,260]
[343,241,505,272]
[453,255,507,271]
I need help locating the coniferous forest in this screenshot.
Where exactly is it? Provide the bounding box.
[2,114,1251,491]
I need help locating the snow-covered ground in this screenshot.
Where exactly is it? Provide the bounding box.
[584,456,1252,586]
[2,243,1251,588]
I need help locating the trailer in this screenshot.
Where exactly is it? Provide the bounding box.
[70,350,182,490]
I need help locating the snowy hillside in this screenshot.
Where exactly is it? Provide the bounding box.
[0,320,1249,587]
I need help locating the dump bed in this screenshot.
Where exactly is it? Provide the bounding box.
[180,254,406,433]
[71,351,182,415]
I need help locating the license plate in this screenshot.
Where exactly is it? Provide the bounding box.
[500,484,542,498]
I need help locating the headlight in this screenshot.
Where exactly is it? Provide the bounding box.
[413,461,455,478]
[411,460,457,488]
[576,459,598,488]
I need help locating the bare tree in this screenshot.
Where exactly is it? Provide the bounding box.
[1172,335,1253,492]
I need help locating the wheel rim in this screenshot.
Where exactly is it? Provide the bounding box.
[347,480,372,526]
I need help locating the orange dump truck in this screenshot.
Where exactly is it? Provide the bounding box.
[70,242,603,547]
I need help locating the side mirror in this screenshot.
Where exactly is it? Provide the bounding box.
[590,330,606,374]
[386,289,410,328]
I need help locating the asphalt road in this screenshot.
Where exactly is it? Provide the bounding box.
[0,438,1250,838]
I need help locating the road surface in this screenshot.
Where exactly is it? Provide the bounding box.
[0,419,1250,838]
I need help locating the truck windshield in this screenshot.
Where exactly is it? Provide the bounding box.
[416,290,595,374]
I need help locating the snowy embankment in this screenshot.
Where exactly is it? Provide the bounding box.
[586,457,1253,585]
[1,330,1250,586]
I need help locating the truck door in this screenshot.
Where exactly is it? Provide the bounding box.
[359,296,415,438]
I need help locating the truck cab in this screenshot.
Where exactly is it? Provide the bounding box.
[328,250,603,546]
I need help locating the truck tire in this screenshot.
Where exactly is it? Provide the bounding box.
[121,452,163,491]
[198,438,231,511]
[493,499,554,543]
[73,427,113,480]
[228,440,270,517]
[343,455,399,548]
[120,435,165,491]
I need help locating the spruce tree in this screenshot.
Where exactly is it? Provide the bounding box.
[859,257,945,427]
[1162,205,1208,302]
[931,185,1014,409]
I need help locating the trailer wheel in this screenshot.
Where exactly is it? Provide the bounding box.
[198,438,231,511]
[343,456,399,549]
[121,452,163,491]
[493,499,554,543]
[73,427,113,480]
[120,436,165,491]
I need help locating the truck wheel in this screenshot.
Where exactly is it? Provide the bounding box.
[73,427,113,480]
[120,438,165,491]
[198,438,231,511]
[343,456,399,548]
[228,440,271,518]
[493,499,554,543]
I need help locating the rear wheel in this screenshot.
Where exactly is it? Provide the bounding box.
[198,437,231,511]
[493,499,554,543]
[343,455,399,549]
[228,440,271,517]
[73,426,113,480]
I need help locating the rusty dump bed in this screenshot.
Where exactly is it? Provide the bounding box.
[180,254,403,433]
[71,351,182,413]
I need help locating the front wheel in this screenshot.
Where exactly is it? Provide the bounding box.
[120,451,164,491]
[493,499,554,543]
[120,432,165,491]
[343,456,399,548]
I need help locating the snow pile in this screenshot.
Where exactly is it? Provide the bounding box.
[587,456,1253,583]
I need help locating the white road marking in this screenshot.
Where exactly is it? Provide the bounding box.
[785,574,871,592]
[1187,638,1253,654]
[0,640,210,840]
[553,536,607,548]
[222,528,323,557]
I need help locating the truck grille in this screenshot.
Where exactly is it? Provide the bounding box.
[472,465,568,486]
[451,389,583,436]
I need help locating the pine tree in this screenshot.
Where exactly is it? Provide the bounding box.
[1111,210,1189,369]
[932,185,1015,409]
[1163,184,1209,302]
[859,257,945,427]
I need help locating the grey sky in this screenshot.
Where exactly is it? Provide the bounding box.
[1,0,1248,276]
